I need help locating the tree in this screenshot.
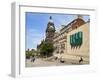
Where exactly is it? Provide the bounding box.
[26,50,32,59]
[26,49,37,59]
[40,42,54,57]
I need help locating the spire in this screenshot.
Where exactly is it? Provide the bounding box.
[46,16,55,32]
[50,16,52,19]
[45,16,55,43]
[49,16,53,23]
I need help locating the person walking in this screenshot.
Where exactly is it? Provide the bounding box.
[79,57,83,64]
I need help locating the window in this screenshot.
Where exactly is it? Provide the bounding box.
[72,34,76,46]
[70,31,83,48]
[70,35,72,45]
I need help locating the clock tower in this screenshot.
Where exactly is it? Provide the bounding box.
[45,16,55,43]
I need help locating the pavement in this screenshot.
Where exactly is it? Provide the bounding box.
[25,57,89,67]
[25,58,72,67]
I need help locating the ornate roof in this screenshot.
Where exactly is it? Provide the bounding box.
[60,17,85,32]
[46,16,55,32]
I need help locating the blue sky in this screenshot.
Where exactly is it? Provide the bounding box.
[25,12,89,50]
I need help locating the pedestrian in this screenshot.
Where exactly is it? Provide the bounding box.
[60,56,65,63]
[32,57,35,62]
[55,57,58,60]
[79,57,83,64]
[31,55,35,62]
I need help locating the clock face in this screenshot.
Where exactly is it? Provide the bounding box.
[50,25,53,28]
[49,25,54,29]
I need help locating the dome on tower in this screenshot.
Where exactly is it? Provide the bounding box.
[45,16,56,43]
[46,16,55,32]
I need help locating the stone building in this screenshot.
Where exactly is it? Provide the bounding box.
[37,15,89,64]
[53,15,89,64]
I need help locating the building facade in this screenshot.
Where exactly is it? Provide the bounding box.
[37,15,89,64]
[53,16,89,64]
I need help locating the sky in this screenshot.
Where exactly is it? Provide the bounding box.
[25,12,89,50]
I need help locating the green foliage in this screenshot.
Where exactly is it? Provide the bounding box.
[26,51,32,59]
[26,49,37,59]
[40,42,54,57]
